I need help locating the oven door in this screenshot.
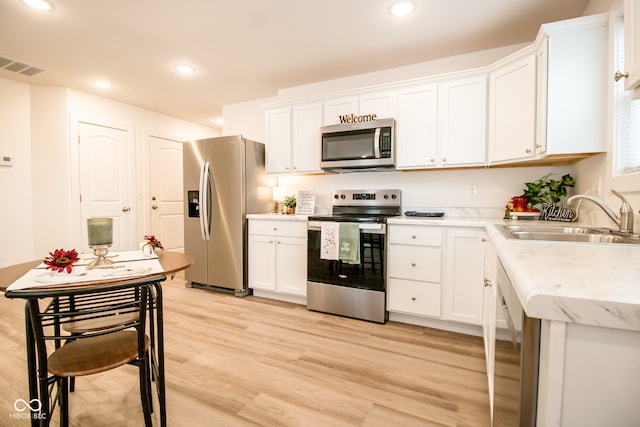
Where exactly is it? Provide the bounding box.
[307,222,386,291]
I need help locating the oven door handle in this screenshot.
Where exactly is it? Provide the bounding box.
[307,222,385,234]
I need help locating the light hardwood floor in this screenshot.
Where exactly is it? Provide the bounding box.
[1,278,511,426]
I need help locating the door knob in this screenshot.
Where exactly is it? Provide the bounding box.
[122,207,131,212]
[152,205,158,210]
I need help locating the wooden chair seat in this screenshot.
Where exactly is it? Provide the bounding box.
[63,310,140,334]
[48,330,150,377]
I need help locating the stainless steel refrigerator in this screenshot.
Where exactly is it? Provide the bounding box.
[183,136,273,296]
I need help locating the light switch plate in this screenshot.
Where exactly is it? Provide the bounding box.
[1,155,13,166]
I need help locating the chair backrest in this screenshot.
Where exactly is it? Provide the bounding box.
[27,280,153,372]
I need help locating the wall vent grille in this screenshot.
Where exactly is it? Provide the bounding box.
[0,55,46,77]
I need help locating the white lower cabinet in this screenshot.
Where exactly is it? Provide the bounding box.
[387,225,443,318]
[248,219,307,298]
[442,228,486,325]
[387,224,486,329]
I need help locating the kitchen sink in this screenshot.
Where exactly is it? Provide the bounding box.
[498,225,640,245]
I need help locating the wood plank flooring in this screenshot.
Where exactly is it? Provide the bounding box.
[1,278,499,426]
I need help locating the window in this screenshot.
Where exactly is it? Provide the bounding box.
[614,16,640,174]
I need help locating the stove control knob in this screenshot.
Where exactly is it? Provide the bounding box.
[384,194,389,199]
[340,194,346,199]
[334,194,339,199]
[391,194,397,199]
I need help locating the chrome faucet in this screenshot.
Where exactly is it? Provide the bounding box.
[567,189,634,234]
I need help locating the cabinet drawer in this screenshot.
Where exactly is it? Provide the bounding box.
[249,220,307,237]
[387,278,441,317]
[388,245,441,282]
[389,225,442,246]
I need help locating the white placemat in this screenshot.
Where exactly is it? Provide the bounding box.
[7,251,164,291]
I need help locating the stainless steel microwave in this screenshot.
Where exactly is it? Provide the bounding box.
[320,118,395,172]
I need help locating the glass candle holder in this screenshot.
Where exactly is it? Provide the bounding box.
[87,218,114,268]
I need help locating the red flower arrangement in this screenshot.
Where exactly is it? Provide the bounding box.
[143,235,163,249]
[44,248,80,273]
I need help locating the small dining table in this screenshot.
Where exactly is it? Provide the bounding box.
[1,251,193,427]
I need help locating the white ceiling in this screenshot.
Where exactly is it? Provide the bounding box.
[0,0,591,128]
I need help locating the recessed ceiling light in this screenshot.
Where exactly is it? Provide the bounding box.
[390,1,416,17]
[215,118,224,126]
[93,80,111,89]
[21,0,55,11]
[176,64,195,74]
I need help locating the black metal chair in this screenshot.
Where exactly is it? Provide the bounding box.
[26,280,155,426]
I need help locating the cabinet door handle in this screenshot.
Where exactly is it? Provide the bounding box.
[411,235,417,239]
[484,278,491,287]
[525,148,532,154]
[411,296,416,301]
[615,70,629,81]
[411,262,416,267]
[122,207,131,212]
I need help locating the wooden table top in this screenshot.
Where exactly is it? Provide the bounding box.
[0,251,194,292]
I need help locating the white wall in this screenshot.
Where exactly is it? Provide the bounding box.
[275,166,571,217]
[1,77,219,264]
[0,79,34,267]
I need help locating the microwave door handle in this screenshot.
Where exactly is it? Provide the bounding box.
[374,128,381,158]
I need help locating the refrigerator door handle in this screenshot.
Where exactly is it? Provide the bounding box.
[199,161,212,240]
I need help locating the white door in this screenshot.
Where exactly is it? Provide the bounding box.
[148,136,184,252]
[78,122,135,253]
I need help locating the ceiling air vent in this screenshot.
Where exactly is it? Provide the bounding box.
[0,55,46,77]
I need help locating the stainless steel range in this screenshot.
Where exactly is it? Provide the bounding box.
[306,189,401,323]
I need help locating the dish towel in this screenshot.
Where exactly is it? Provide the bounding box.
[320,222,339,260]
[339,223,360,264]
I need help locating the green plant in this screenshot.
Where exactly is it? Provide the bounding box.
[522,173,575,208]
[283,195,296,209]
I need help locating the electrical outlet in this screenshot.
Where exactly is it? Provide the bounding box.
[1,155,13,167]
[468,184,478,198]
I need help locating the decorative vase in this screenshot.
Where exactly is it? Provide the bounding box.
[139,241,157,257]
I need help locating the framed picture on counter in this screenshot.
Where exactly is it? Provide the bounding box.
[295,191,316,215]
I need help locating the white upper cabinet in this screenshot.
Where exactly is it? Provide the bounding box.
[536,14,608,157]
[322,96,359,125]
[359,90,397,120]
[488,51,537,163]
[396,84,438,168]
[624,0,640,91]
[291,103,322,173]
[265,107,292,173]
[438,75,487,166]
[396,74,487,169]
[322,90,396,125]
[265,103,322,174]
